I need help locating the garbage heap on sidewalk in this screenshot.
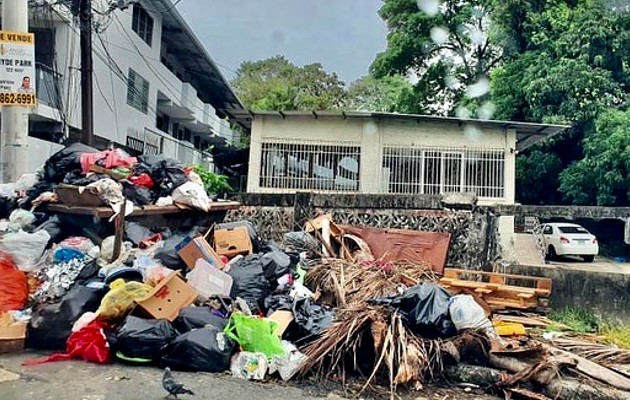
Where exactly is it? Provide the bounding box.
[0,144,629,400]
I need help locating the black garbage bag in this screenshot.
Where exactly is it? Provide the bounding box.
[292,298,334,339]
[113,316,179,360]
[216,221,262,253]
[43,142,99,183]
[162,326,235,372]
[173,306,228,333]
[227,254,272,314]
[62,170,108,186]
[35,215,65,247]
[135,155,187,197]
[154,233,187,270]
[371,283,456,339]
[124,222,154,246]
[123,183,154,206]
[283,231,320,254]
[261,249,294,284]
[21,181,53,210]
[0,196,17,220]
[27,285,106,350]
[263,294,294,315]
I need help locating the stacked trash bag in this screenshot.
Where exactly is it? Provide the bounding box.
[5,219,323,381]
[13,142,214,213]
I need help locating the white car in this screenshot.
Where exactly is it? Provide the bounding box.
[542,223,599,262]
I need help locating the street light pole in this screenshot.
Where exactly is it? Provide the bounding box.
[0,0,30,183]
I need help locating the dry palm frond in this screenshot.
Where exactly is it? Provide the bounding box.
[300,304,447,399]
[548,337,630,365]
[305,259,437,306]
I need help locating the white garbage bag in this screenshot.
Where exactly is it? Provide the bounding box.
[0,230,50,271]
[448,294,493,331]
[230,352,268,380]
[269,341,307,381]
[171,182,210,212]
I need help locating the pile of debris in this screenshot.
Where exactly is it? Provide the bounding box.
[9,142,216,214]
[0,146,628,400]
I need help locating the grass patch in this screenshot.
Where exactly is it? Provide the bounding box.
[600,323,630,349]
[548,307,600,334]
[548,307,630,349]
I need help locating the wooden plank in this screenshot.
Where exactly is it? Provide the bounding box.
[444,268,552,286]
[542,343,630,391]
[45,201,240,218]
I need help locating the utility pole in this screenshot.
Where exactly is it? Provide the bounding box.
[79,0,94,146]
[0,0,30,183]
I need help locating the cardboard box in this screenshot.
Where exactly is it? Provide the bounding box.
[187,259,233,298]
[267,310,294,336]
[214,226,253,258]
[176,234,225,270]
[304,214,342,238]
[0,324,26,353]
[134,271,198,321]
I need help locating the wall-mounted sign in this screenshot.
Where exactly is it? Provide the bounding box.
[0,30,36,107]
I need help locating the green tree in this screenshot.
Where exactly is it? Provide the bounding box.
[371,0,502,114]
[231,56,346,111]
[560,109,630,206]
[491,0,630,205]
[345,75,414,112]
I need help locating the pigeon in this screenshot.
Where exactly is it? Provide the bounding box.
[162,367,195,399]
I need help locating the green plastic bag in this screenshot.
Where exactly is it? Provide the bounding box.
[224,312,285,359]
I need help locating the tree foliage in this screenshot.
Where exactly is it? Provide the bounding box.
[345,75,415,112]
[231,56,347,111]
[371,0,502,114]
[560,109,630,206]
[491,0,630,205]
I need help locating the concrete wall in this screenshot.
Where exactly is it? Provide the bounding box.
[503,264,630,323]
[247,114,517,205]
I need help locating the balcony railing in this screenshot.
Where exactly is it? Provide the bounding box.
[36,63,62,109]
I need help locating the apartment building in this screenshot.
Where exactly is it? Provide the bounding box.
[1,0,246,172]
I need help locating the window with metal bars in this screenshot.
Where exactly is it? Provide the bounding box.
[382,147,505,198]
[132,4,153,46]
[259,142,361,192]
[126,68,149,114]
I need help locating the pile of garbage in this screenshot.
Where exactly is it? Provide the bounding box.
[0,145,629,400]
[1,142,217,215]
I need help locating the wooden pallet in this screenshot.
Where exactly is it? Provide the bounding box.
[440,268,552,311]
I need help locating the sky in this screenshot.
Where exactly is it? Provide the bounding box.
[177,0,388,84]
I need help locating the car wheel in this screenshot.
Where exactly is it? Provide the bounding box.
[547,245,557,261]
[582,255,595,263]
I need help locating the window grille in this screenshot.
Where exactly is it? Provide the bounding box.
[259,141,361,192]
[132,4,153,46]
[382,146,505,198]
[126,68,149,114]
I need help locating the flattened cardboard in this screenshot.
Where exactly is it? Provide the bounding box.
[268,310,294,336]
[214,226,253,258]
[177,235,225,270]
[134,271,198,321]
[304,214,342,238]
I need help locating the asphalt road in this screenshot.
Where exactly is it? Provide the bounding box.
[0,352,498,400]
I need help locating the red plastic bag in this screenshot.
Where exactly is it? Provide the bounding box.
[130,173,155,189]
[24,319,112,365]
[0,251,28,312]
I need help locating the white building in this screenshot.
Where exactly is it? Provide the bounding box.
[237,110,569,257]
[0,0,246,172]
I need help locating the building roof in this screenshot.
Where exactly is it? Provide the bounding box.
[156,0,245,122]
[230,109,571,151]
